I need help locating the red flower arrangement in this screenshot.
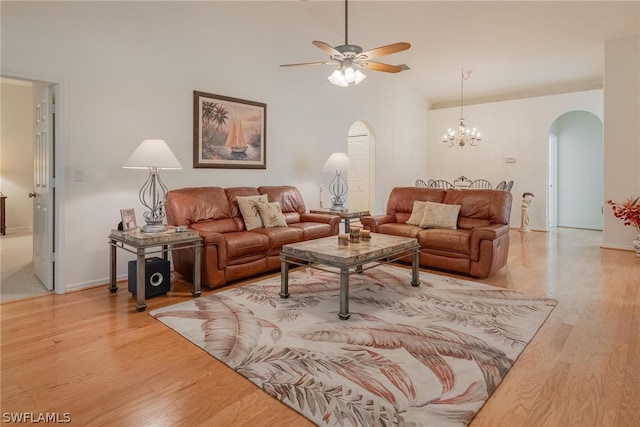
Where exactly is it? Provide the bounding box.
[607,196,640,231]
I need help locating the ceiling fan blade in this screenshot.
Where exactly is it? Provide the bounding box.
[312,40,342,57]
[359,42,411,60]
[358,61,404,73]
[280,61,333,67]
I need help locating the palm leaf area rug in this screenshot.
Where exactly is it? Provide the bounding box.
[151,264,556,427]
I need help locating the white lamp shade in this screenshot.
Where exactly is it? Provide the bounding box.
[122,139,182,170]
[321,152,353,171]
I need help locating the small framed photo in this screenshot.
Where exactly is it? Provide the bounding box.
[120,208,137,230]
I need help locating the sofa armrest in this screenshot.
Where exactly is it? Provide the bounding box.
[189,228,227,267]
[300,212,340,225]
[361,214,396,232]
[469,224,510,261]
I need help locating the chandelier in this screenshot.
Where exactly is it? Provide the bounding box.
[443,69,481,148]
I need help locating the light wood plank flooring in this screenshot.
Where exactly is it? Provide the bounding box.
[1,228,639,426]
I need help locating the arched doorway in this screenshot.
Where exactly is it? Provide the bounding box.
[548,111,603,230]
[346,121,375,213]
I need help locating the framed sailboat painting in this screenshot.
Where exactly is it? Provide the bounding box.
[193,91,266,169]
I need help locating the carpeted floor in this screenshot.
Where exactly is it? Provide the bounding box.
[151,264,556,427]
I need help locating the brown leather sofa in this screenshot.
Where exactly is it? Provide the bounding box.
[165,185,340,288]
[361,187,512,278]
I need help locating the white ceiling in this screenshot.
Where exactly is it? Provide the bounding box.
[294,1,640,107]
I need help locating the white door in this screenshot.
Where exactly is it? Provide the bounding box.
[548,133,557,229]
[32,82,54,290]
[347,133,370,212]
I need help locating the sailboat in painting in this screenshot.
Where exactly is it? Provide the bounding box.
[225,115,248,153]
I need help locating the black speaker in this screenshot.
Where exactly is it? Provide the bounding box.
[128,257,170,298]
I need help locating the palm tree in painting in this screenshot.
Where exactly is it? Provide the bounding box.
[201,102,230,158]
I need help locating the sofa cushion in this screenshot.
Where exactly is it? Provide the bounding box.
[250,226,302,251]
[258,202,288,228]
[386,187,447,217]
[225,187,262,217]
[458,217,492,230]
[289,222,333,240]
[418,229,471,254]
[223,231,270,259]
[258,186,307,214]
[236,195,268,230]
[443,189,512,225]
[419,202,461,229]
[376,223,423,238]
[165,187,232,226]
[406,200,428,226]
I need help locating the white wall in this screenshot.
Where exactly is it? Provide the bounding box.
[555,111,603,230]
[1,1,428,290]
[603,35,640,249]
[0,81,34,231]
[427,90,603,231]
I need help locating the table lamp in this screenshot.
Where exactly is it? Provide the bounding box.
[123,139,182,232]
[321,152,353,211]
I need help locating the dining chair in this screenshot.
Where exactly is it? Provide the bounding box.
[415,179,428,188]
[469,179,493,189]
[495,180,507,190]
[427,179,454,190]
[505,180,514,192]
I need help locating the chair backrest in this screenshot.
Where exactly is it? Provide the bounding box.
[469,179,493,189]
[495,180,507,190]
[505,180,514,192]
[427,179,454,190]
[415,179,428,188]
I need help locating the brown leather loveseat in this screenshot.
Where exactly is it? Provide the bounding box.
[361,187,512,278]
[165,185,340,288]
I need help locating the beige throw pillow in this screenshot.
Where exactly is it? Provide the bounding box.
[237,195,268,230]
[258,202,288,228]
[406,200,428,226]
[419,201,461,229]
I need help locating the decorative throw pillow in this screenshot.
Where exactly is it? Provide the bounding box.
[406,200,428,226]
[257,202,288,228]
[419,201,461,229]
[237,195,268,230]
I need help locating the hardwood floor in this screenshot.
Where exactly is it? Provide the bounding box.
[1,228,639,426]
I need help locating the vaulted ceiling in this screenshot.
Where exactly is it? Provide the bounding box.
[293,1,639,108]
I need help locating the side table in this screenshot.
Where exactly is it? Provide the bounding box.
[310,208,370,233]
[108,226,202,312]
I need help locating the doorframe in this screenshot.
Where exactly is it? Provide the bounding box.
[347,120,376,213]
[3,71,66,295]
[548,133,558,230]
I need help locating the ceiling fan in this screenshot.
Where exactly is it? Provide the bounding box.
[280,0,411,86]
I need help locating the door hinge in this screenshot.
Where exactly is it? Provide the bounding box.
[50,177,56,188]
[50,252,57,263]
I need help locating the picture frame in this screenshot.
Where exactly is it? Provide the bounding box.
[120,208,137,230]
[193,91,266,169]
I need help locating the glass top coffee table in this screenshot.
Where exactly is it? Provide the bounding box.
[280,233,420,320]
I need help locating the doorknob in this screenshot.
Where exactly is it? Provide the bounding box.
[28,192,36,198]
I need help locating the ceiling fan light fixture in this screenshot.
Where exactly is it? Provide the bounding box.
[328,64,366,87]
[328,68,349,87]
